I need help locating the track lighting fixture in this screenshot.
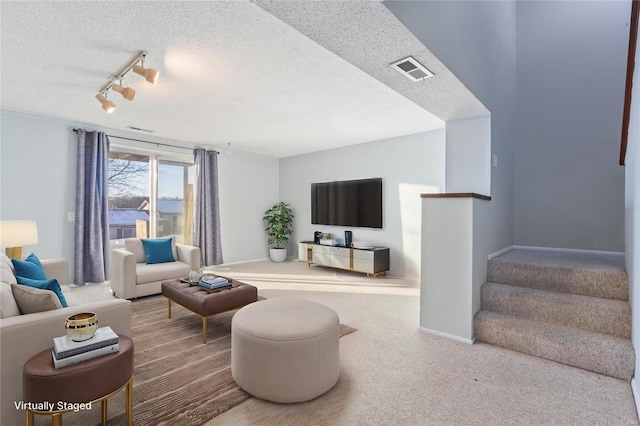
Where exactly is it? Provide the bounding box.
[95,93,116,113]
[95,51,159,112]
[111,82,136,101]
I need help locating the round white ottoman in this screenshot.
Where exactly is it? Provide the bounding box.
[231,297,340,403]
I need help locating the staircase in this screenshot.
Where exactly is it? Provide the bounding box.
[474,248,634,381]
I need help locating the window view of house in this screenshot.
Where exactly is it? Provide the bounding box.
[108,152,194,244]
[157,160,194,245]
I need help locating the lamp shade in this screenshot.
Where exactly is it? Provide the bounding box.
[95,93,116,113]
[133,64,159,85]
[111,83,136,101]
[0,221,38,247]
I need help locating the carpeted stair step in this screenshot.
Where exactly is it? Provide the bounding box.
[474,310,635,381]
[488,249,627,300]
[481,282,631,338]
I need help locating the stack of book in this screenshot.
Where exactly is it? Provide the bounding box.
[199,276,232,292]
[52,326,119,369]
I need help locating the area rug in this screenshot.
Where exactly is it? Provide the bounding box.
[57,295,356,426]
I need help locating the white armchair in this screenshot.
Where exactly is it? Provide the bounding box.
[110,238,201,299]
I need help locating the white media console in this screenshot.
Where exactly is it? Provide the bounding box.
[297,242,390,276]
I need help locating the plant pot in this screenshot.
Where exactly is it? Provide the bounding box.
[269,248,287,262]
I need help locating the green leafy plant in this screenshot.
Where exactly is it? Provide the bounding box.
[263,202,294,249]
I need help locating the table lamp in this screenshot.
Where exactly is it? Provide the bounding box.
[0,220,39,259]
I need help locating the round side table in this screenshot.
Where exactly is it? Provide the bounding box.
[22,335,134,426]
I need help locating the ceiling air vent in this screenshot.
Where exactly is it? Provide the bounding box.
[390,56,434,82]
[127,126,154,133]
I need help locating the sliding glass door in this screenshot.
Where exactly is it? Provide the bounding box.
[157,160,194,245]
[108,151,194,244]
[107,152,150,241]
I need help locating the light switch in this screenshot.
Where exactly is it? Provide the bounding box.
[493,155,498,168]
[67,212,75,222]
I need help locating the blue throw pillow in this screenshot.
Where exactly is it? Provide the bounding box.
[141,237,175,264]
[16,276,68,308]
[11,253,47,280]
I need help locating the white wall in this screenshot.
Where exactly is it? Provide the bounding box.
[420,196,491,342]
[0,111,279,278]
[625,16,640,408]
[218,150,279,263]
[446,115,492,196]
[421,197,473,341]
[514,0,629,251]
[279,130,445,280]
[0,112,77,269]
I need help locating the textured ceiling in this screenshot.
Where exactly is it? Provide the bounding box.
[0,1,486,158]
[255,1,488,122]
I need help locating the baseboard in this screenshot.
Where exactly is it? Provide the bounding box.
[212,258,269,267]
[487,245,624,260]
[418,327,475,345]
[212,257,308,267]
[632,378,640,422]
[512,245,624,256]
[488,246,515,260]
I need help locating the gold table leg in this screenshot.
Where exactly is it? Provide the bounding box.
[167,298,172,319]
[52,413,62,426]
[126,378,133,426]
[24,377,133,426]
[202,317,207,344]
[101,398,108,425]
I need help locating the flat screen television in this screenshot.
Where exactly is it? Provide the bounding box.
[311,178,382,228]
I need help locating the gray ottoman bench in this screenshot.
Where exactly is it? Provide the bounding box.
[231,297,340,403]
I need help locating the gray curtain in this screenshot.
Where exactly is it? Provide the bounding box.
[74,130,110,285]
[193,149,223,266]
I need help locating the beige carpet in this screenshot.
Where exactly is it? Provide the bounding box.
[205,260,639,426]
[477,248,634,380]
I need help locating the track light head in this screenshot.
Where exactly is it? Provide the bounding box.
[133,64,159,85]
[111,83,136,101]
[95,93,116,113]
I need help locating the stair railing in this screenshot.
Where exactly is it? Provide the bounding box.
[620,0,639,166]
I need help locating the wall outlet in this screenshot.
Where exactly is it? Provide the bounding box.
[67,212,75,222]
[493,154,498,168]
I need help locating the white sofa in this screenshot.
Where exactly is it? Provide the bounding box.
[0,254,132,426]
[110,237,201,299]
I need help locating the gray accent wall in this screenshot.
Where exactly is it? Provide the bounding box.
[387,0,629,252]
[514,0,628,251]
[279,130,446,280]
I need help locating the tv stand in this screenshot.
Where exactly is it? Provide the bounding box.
[297,242,389,276]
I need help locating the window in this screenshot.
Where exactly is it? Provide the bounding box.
[157,160,195,244]
[108,151,194,245]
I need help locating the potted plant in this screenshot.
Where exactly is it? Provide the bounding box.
[263,202,294,262]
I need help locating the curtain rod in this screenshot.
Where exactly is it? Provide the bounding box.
[72,128,218,153]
